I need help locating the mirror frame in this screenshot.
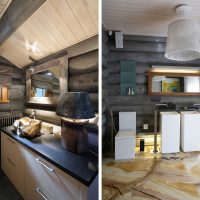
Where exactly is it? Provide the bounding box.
[148,70,200,96]
[26,55,68,105]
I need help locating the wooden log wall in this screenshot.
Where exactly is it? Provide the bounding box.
[105,35,200,133]
[0,64,25,115]
[68,49,98,112]
[25,35,98,124]
[102,28,110,148]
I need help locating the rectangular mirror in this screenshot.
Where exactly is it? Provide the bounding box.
[148,67,200,96]
[31,66,60,98]
[26,56,68,105]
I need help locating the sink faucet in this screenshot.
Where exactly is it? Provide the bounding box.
[30,110,36,120]
[193,104,200,107]
[154,103,168,110]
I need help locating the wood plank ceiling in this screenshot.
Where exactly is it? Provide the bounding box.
[0,0,98,68]
[0,0,12,18]
[103,0,200,37]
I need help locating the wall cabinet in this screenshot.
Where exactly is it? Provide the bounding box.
[120,60,136,95]
[1,132,88,200]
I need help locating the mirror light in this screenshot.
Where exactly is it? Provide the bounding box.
[151,68,200,74]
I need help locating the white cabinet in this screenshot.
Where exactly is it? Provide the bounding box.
[180,111,200,152]
[160,112,180,153]
[1,132,25,197]
[115,131,135,160]
[1,132,88,200]
[24,148,85,200]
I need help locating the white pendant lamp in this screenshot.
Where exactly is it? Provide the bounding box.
[165,5,200,61]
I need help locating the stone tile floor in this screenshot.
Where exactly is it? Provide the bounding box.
[103,147,200,200]
[0,170,23,200]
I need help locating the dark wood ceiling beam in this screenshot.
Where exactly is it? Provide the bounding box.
[0,0,46,46]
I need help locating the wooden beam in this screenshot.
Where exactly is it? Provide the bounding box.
[0,0,46,46]
[23,35,98,71]
[0,56,15,66]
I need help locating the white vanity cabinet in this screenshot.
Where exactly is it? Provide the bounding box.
[160,112,180,153]
[24,148,87,200]
[1,132,88,200]
[1,132,25,197]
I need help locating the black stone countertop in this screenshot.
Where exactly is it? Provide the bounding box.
[1,126,98,187]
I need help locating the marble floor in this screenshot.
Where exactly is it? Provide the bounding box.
[103,148,200,200]
[0,170,23,200]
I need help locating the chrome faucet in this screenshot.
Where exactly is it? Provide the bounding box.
[192,104,200,112]
[30,110,36,120]
[193,104,200,107]
[154,103,168,110]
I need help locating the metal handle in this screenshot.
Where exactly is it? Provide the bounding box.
[36,188,49,200]
[7,137,15,145]
[35,158,54,172]
[7,158,15,167]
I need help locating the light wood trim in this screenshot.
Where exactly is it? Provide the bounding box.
[148,71,200,96]
[26,55,68,105]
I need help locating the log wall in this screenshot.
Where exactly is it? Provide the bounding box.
[102,27,110,148]
[25,36,98,124]
[0,64,25,116]
[105,35,200,134]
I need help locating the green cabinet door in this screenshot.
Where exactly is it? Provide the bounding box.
[120,60,136,95]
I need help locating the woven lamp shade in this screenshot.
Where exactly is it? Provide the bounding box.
[165,18,200,61]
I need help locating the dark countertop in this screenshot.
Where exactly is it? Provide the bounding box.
[1,126,98,187]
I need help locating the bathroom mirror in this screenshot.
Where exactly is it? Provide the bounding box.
[26,56,68,105]
[31,67,60,98]
[148,67,200,96]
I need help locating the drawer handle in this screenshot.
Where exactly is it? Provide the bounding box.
[35,158,54,172]
[7,137,15,144]
[36,188,49,200]
[7,158,15,167]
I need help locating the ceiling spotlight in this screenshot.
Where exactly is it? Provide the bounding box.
[46,72,52,76]
[29,66,35,72]
[29,56,37,72]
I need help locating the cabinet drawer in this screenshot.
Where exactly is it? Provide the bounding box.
[24,148,80,200]
[1,132,25,197]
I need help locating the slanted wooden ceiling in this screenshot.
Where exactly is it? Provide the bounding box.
[0,0,12,18]
[0,0,98,68]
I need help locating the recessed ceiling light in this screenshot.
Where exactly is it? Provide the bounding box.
[26,40,39,53]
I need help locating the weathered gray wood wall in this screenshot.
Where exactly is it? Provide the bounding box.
[69,50,98,112]
[25,35,98,124]
[102,28,110,148]
[105,35,200,133]
[0,64,25,115]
